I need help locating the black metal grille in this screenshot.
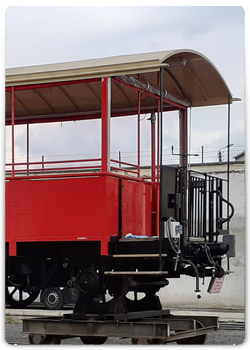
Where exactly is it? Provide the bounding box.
[188,171,226,242]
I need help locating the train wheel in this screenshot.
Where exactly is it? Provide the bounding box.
[80,336,108,344]
[28,335,46,345]
[125,288,161,313]
[41,287,64,310]
[74,273,129,315]
[6,275,40,308]
[28,335,61,345]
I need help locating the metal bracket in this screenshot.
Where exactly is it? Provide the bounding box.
[171,145,199,158]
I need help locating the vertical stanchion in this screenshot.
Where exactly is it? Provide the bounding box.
[151,113,156,183]
[227,95,231,230]
[137,91,141,176]
[159,67,164,271]
[119,151,121,168]
[179,108,188,243]
[101,77,111,173]
[42,155,44,170]
[11,86,15,177]
[27,124,29,175]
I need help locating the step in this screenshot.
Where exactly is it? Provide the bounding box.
[112,254,167,258]
[104,271,168,275]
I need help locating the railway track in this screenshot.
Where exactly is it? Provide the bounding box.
[219,322,245,331]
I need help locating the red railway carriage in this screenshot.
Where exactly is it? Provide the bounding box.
[6,50,235,316]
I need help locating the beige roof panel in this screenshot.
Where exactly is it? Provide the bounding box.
[5,49,233,124]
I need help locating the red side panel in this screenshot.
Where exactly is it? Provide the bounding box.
[5,175,153,256]
[106,176,120,237]
[8,177,102,240]
[122,179,152,237]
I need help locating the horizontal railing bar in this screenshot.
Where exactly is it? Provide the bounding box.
[110,166,139,175]
[189,170,227,182]
[110,159,140,169]
[5,158,102,167]
[5,165,101,174]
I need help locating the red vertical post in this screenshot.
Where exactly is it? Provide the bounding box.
[101,77,111,173]
[11,86,15,177]
[137,91,141,176]
[101,77,111,255]
[157,100,160,183]
[151,112,156,236]
[27,124,29,175]
[156,71,161,183]
[155,102,160,236]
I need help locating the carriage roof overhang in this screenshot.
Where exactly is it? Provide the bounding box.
[5,49,235,125]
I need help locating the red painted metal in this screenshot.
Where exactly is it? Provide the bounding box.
[121,179,152,236]
[110,159,139,177]
[5,158,102,177]
[157,71,161,184]
[5,78,101,92]
[5,173,153,256]
[155,183,160,236]
[6,165,101,176]
[110,159,139,169]
[5,104,179,126]
[157,100,161,183]
[137,91,141,172]
[151,116,156,183]
[27,124,29,176]
[6,157,101,168]
[110,166,139,176]
[101,77,110,172]
[151,114,156,236]
[11,87,15,177]
[5,170,152,183]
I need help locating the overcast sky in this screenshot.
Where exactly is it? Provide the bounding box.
[3,5,246,165]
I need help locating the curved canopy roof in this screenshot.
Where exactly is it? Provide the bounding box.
[5,49,233,125]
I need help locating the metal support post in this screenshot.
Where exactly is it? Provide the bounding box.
[151,113,156,183]
[179,109,188,169]
[11,86,15,177]
[137,91,141,174]
[101,77,111,172]
[160,68,164,169]
[227,95,231,230]
[119,151,121,167]
[179,109,188,242]
[27,124,29,174]
[159,67,164,270]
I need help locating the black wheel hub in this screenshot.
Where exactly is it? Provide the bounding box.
[46,291,59,307]
[77,270,100,295]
